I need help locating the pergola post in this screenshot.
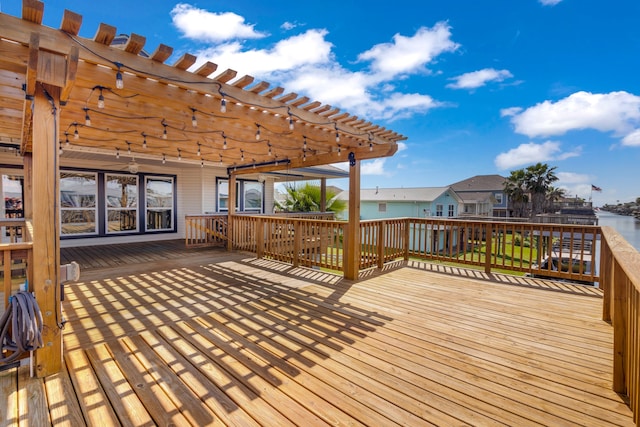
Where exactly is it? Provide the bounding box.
[32,83,62,377]
[227,174,237,251]
[320,178,327,212]
[344,157,360,280]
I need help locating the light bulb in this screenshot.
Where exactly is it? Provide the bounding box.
[74,127,79,140]
[303,137,307,150]
[337,145,341,156]
[191,112,197,128]
[289,116,294,130]
[220,98,227,113]
[201,160,204,168]
[241,150,244,161]
[223,138,227,150]
[369,142,373,152]
[178,149,181,160]
[162,126,167,140]
[162,154,166,164]
[97,90,105,109]
[64,133,69,147]
[116,148,120,159]
[143,135,147,149]
[335,132,340,143]
[255,126,261,140]
[115,70,123,89]
[197,144,201,156]
[303,150,306,162]
[84,110,91,126]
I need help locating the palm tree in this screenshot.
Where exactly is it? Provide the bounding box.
[525,163,558,216]
[545,185,567,213]
[275,183,346,215]
[504,169,529,218]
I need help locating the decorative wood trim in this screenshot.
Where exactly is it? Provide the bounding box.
[173,53,197,70]
[93,23,116,45]
[150,44,173,63]
[60,10,82,35]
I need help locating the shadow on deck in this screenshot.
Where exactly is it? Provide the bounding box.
[0,240,634,426]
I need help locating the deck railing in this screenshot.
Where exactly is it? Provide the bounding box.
[600,226,640,424]
[1,219,33,311]
[217,216,601,283]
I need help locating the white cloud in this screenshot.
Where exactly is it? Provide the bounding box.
[622,129,640,146]
[176,5,458,121]
[539,0,563,6]
[447,68,513,90]
[397,142,408,152]
[358,23,460,80]
[171,4,266,42]
[362,158,388,175]
[500,107,523,117]
[494,140,581,170]
[281,21,298,31]
[556,172,590,184]
[506,91,640,138]
[193,29,333,76]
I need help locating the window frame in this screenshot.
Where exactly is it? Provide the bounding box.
[60,171,98,236]
[145,175,175,232]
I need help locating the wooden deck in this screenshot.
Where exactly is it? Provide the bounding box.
[1,241,635,426]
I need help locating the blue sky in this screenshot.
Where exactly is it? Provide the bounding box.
[2,0,639,204]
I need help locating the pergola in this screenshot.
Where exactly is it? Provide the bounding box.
[0,0,406,376]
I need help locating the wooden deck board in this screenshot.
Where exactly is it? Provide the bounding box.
[2,241,635,426]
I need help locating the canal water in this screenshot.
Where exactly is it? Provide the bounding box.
[597,210,640,252]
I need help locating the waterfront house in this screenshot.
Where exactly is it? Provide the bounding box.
[357,186,462,220]
[450,174,508,217]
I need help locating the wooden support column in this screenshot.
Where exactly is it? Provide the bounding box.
[320,178,327,212]
[32,83,61,377]
[227,174,237,251]
[23,153,33,219]
[344,157,360,280]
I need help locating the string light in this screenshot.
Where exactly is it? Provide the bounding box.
[268,143,272,156]
[64,132,70,147]
[97,87,105,109]
[335,123,340,142]
[59,141,63,155]
[337,145,342,156]
[177,148,181,160]
[84,108,91,126]
[288,110,294,130]
[116,147,120,159]
[369,142,373,152]
[201,159,204,168]
[191,108,198,128]
[127,142,131,155]
[162,122,168,139]
[219,154,223,165]
[162,153,166,164]
[115,63,124,89]
[255,124,261,140]
[197,142,201,156]
[303,136,307,150]
[142,133,147,149]
[220,96,227,113]
[74,123,79,140]
[240,149,244,161]
[223,135,227,150]
[303,149,306,162]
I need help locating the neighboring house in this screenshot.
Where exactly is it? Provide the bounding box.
[450,174,508,217]
[355,186,462,220]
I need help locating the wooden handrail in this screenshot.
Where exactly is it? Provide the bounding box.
[600,226,640,424]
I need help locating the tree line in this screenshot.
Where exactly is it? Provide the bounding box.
[503,162,568,218]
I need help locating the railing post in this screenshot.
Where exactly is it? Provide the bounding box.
[484,223,492,275]
[256,217,264,259]
[612,260,627,395]
[377,220,385,269]
[404,218,410,261]
[293,219,300,267]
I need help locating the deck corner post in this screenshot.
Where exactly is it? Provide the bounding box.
[403,218,410,262]
[256,216,264,259]
[344,158,361,280]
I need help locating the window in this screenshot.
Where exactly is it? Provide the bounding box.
[217,180,238,212]
[106,174,138,233]
[60,172,97,235]
[436,204,443,217]
[146,176,173,231]
[217,179,263,213]
[243,181,263,212]
[495,193,503,204]
[378,202,387,212]
[448,204,455,217]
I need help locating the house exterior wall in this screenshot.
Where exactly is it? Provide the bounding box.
[359,189,460,220]
[0,152,273,247]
